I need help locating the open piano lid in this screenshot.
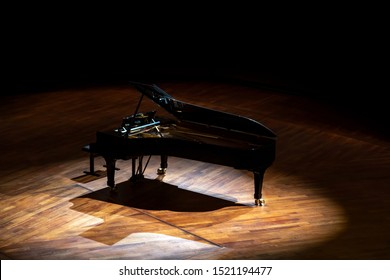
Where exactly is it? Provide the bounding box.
[129,81,277,139]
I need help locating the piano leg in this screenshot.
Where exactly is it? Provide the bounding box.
[254,170,266,206]
[157,155,168,175]
[104,156,117,191]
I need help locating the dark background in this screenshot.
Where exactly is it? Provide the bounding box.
[2,6,387,138]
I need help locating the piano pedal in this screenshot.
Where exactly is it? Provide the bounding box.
[255,198,265,206]
[157,168,167,175]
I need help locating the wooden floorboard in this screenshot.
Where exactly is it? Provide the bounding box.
[0,80,389,259]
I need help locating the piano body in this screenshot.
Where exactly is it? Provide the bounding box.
[88,81,276,206]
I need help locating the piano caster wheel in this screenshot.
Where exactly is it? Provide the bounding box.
[157,168,167,175]
[255,198,265,206]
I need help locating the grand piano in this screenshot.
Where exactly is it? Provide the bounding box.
[86,81,276,206]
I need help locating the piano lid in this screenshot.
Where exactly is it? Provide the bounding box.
[129,81,277,139]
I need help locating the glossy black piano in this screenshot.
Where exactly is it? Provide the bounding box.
[85,81,277,206]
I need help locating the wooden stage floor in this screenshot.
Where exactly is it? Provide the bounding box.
[1,80,389,259]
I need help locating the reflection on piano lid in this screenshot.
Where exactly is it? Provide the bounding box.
[87,81,277,206]
[128,81,277,139]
